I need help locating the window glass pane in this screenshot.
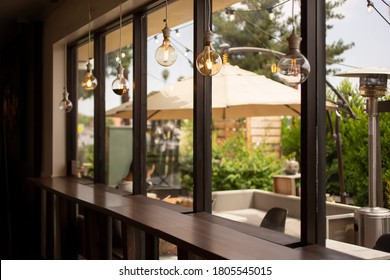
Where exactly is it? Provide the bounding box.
[147,0,194,260]
[211,0,301,240]
[147,1,194,203]
[105,22,134,187]
[76,42,95,179]
[325,1,390,253]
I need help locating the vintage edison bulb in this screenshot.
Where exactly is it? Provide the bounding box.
[196,45,222,76]
[59,89,73,113]
[155,37,177,67]
[277,30,310,86]
[112,63,130,96]
[155,24,177,67]
[81,61,97,91]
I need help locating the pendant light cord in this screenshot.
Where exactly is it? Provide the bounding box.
[206,0,211,32]
[88,5,91,62]
[165,0,168,26]
[119,3,122,62]
[64,42,67,91]
[291,0,295,30]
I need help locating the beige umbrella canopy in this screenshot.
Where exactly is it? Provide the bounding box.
[106,63,301,120]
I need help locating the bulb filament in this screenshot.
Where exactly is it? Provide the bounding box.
[289,59,300,76]
[206,47,212,70]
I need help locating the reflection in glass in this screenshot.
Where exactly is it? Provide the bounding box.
[105,22,134,186]
[76,42,95,179]
[59,89,73,113]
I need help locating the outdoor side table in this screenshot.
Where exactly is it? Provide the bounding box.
[273,173,301,196]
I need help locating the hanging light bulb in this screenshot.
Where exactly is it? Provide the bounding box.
[81,6,97,91]
[155,0,177,67]
[271,63,278,74]
[112,3,130,96]
[155,25,177,66]
[367,0,373,13]
[59,88,73,113]
[81,61,97,90]
[267,8,276,21]
[277,0,310,86]
[112,63,130,96]
[196,0,222,76]
[59,43,72,113]
[196,31,222,76]
[277,28,310,86]
[225,8,235,21]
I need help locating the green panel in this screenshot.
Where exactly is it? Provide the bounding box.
[106,126,133,186]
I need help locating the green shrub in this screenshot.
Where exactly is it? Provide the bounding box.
[211,133,284,191]
[179,127,285,192]
[281,79,390,207]
[281,116,301,163]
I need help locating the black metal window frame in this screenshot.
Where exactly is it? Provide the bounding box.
[66,0,327,246]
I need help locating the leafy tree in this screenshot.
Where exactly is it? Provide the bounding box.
[325,0,355,74]
[213,0,287,77]
[282,79,390,207]
[212,0,354,76]
[326,81,382,207]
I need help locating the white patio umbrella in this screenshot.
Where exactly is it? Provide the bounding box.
[106,63,301,120]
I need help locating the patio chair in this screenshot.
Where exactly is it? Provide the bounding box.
[373,233,390,253]
[260,207,288,233]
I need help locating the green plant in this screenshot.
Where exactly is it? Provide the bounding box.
[212,133,284,191]
[179,123,285,192]
[281,116,301,163]
[178,120,194,193]
[281,79,390,207]
[326,80,390,206]
[384,179,390,209]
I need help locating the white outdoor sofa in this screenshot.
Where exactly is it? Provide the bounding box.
[212,189,358,241]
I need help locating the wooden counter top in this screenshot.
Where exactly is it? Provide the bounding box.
[109,204,303,259]
[189,212,301,247]
[29,177,360,260]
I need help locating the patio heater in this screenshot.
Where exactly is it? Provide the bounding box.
[336,67,390,248]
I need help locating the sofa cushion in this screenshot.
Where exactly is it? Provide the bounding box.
[212,189,254,211]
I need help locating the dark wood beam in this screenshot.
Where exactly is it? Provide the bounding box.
[94,32,106,184]
[300,0,327,246]
[133,12,148,196]
[193,0,212,213]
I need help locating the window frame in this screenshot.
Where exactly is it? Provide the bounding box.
[66,0,327,247]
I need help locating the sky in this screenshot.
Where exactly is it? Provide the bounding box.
[325,0,390,87]
[79,0,390,116]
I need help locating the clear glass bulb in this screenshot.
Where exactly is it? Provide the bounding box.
[81,61,97,91]
[268,10,275,21]
[112,63,130,96]
[155,38,177,67]
[367,2,373,13]
[59,89,73,113]
[196,45,222,76]
[277,29,310,86]
[277,54,310,86]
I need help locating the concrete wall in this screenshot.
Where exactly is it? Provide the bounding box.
[212,189,359,219]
